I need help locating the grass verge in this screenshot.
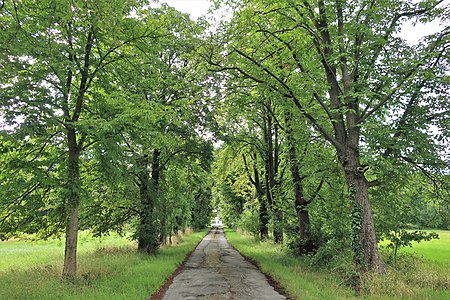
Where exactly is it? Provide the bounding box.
[225,230,357,300]
[225,229,450,300]
[0,230,207,300]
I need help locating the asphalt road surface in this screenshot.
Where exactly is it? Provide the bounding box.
[161,229,286,300]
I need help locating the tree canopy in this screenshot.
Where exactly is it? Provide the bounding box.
[0,0,448,280]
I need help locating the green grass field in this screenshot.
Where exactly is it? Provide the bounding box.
[0,230,207,300]
[225,229,449,300]
[392,230,450,262]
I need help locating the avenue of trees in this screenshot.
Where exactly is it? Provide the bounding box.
[1,0,449,281]
[0,0,214,278]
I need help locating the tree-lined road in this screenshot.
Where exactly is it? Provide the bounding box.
[161,229,286,300]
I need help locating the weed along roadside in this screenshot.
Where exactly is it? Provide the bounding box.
[224,229,450,300]
[0,230,208,300]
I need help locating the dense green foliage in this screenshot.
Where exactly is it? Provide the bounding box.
[0,0,448,288]
[207,0,449,276]
[0,0,214,276]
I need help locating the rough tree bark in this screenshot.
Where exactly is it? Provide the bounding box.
[62,30,93,278]
[62,127,81,278]
[243,153,269,239]
[339,148,385,274]
[137,149,161,254]
[312,0,385,273]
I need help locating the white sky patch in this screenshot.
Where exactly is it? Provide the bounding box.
[400,18,445,44]
[400,0,450,44]
[161,0,448,43]
[160,0,212,20]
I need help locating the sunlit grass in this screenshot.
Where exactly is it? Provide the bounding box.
[379,229,450,275]
[399,230,450,262]
[365,229,450,299]
[0,232,131,270]
[0,230,208,300]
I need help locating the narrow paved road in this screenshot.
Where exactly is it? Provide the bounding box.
[161,229,286,300]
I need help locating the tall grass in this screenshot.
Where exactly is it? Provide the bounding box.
[0,230,207,300]
[0,232,130,270]
[225,229,450,300]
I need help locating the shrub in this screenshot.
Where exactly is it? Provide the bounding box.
[237,209,260,237]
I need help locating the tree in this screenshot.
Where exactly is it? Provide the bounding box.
[212,146,250,229]
[208,60,333,248]
[0,0,209,277]
[76,4,215,253]
[283,107,330,254]
[113,7,212,253]
[243,150,269,239]
[207,0,449,273]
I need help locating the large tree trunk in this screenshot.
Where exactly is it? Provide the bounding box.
[254,167,269,239]
[314,0,385,274]
[339,148,385,274]
[61,30,93,278]
[254,161,269,240]
[137,149,161,254]
[243,153,268,239]
[289,145,314,254]
[258,195,269,239]
[284,112,314,254]
[63,128,80,278]
[272,209,283,243]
